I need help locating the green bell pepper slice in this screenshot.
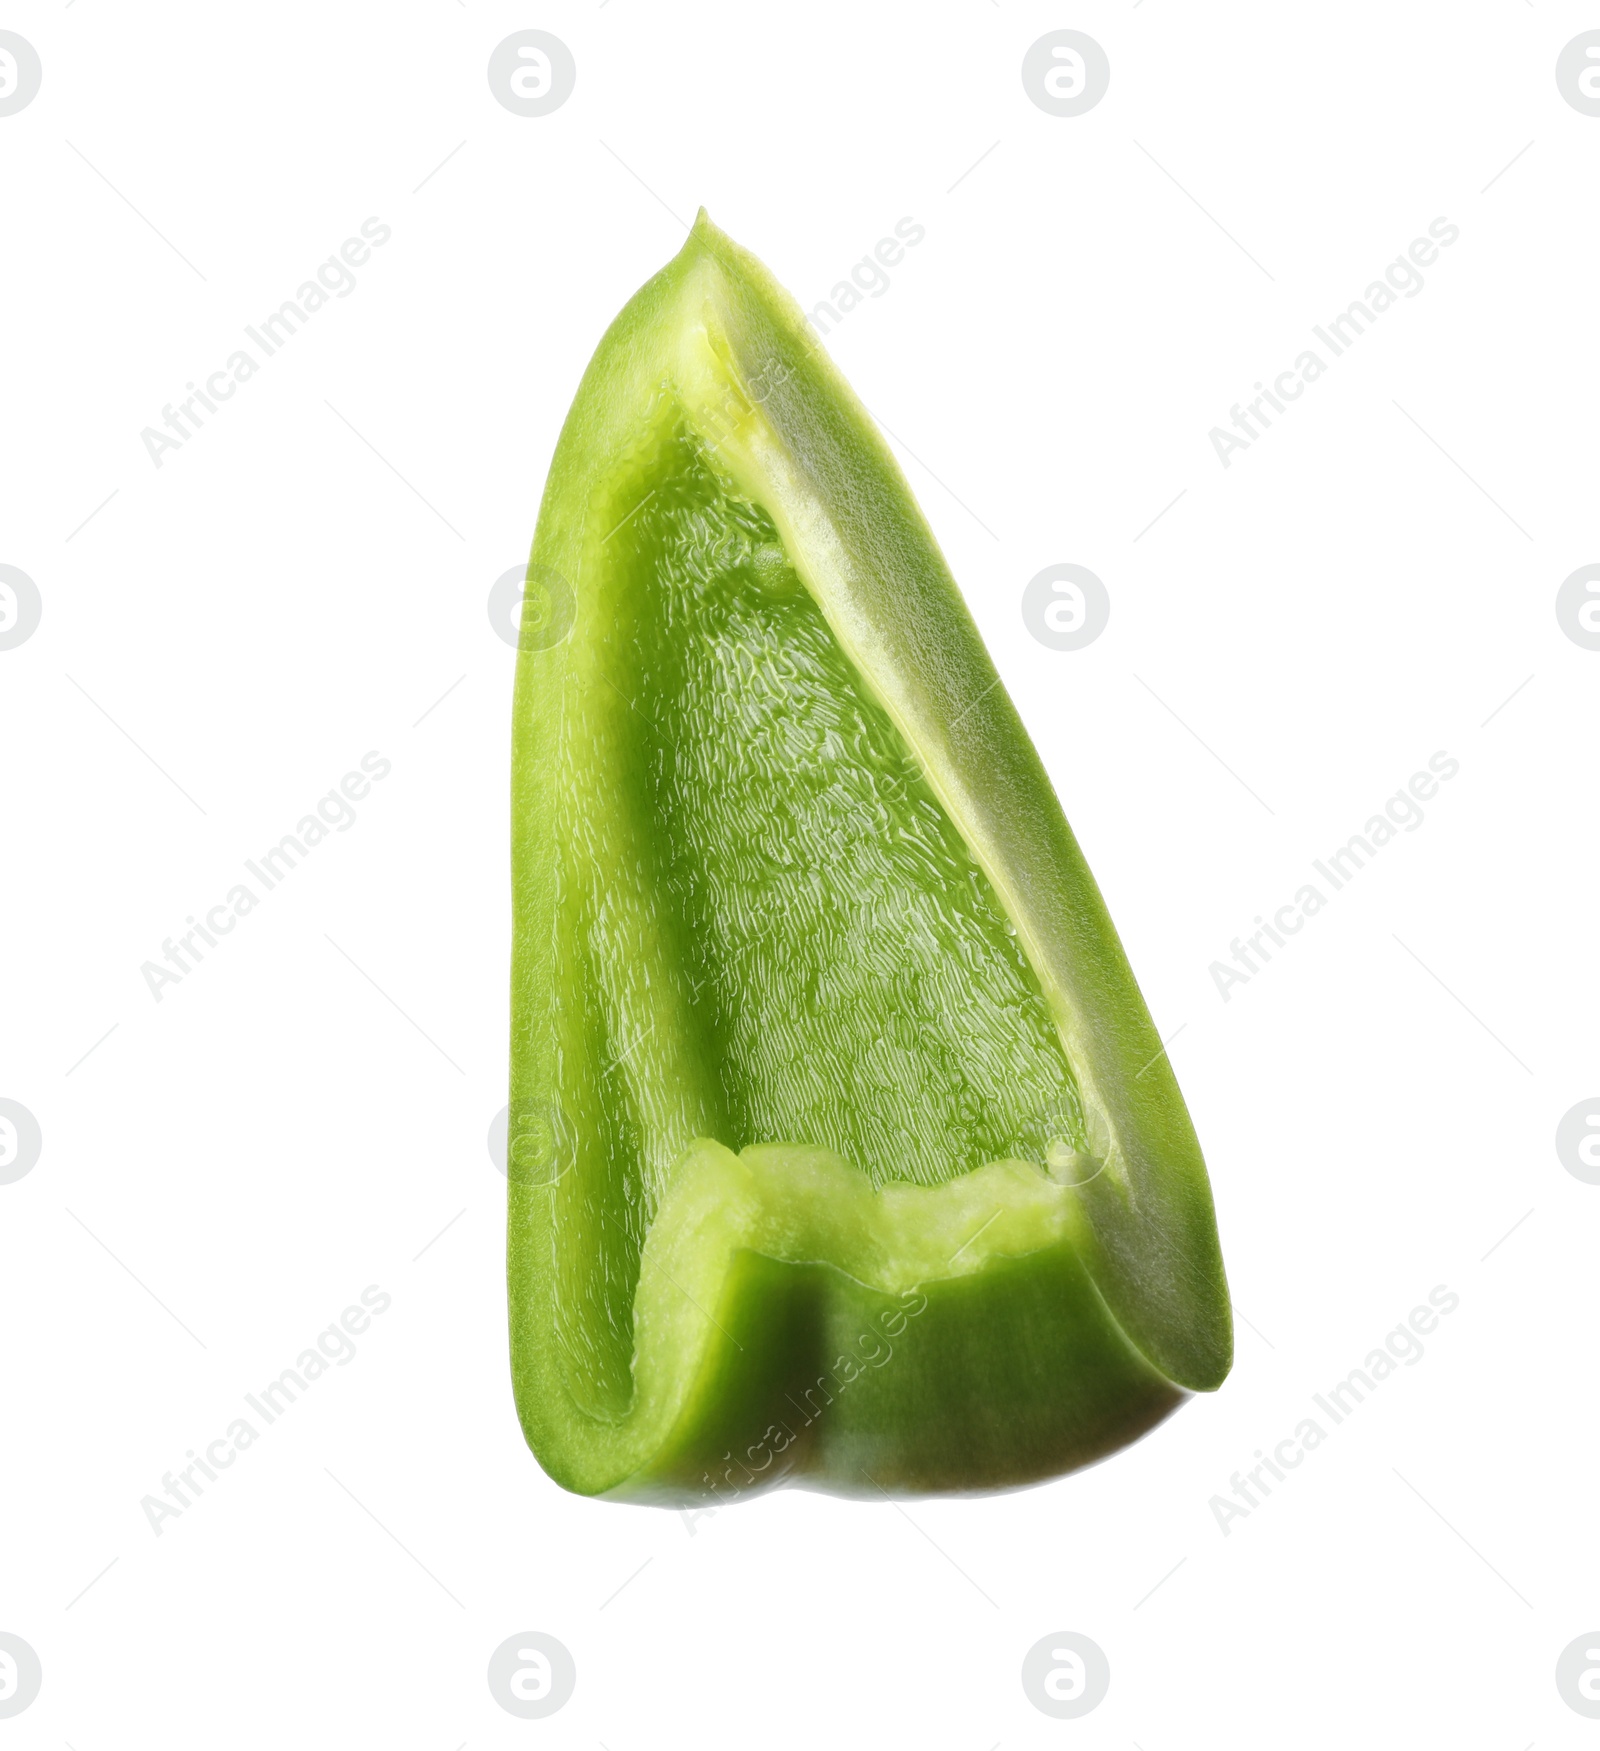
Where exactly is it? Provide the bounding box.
[509,213,1230,1503]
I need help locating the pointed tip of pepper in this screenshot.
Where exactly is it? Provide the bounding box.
[671,208,718,268]
[688,206,723,252]
[677,209,746,287]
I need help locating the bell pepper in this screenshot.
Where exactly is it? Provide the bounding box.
[508,212,1230,1503]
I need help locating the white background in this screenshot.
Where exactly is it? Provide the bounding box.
[3,3,1598,1745]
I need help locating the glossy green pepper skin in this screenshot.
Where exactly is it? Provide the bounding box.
[509,214,1230,1503]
